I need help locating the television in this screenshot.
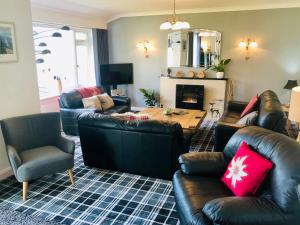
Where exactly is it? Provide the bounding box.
[99,63,133,86]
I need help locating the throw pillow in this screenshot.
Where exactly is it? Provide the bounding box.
[97,93,115,111]
[236,111,258,126]
[221,141,273,196]
[240,95,259,118]
[82,96,102,110]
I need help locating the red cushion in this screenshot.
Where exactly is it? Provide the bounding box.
[221,142,273,196]
[76,87,101,98]
[240,95,259,118]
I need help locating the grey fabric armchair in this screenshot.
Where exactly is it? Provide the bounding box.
[1,113,75,201]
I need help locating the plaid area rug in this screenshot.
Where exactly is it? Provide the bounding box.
[0,120,216,225]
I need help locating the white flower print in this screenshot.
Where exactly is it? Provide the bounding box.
[226,155,248,188]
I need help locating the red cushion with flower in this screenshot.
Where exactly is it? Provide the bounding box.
[221,141,273,196]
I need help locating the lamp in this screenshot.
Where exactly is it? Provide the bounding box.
[284,80,298,90]
[137,40,153,58]
[160,0,190,30]
[239,38,258,60]
[288,86,300,142]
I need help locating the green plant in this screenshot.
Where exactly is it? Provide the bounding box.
[139,88,158,107]
[210,58,231,72]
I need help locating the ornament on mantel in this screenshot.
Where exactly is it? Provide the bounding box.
[195,71,206,79]
[176,70,184,78]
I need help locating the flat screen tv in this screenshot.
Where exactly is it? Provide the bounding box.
[99,63,133,86]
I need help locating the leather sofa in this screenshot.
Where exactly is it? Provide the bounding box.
[59,89,131,135]
[77,113,193,179]
[214,90,287,151]
[173,126,300,225]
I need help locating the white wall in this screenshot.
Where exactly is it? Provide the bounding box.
[0,0,40,175]
[31,6,107,29]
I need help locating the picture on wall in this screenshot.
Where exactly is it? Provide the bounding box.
[0,22,17,62]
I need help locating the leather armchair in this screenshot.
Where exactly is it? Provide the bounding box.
[214,90,287,151]
[173,126,300,225]
[59,89,131,135]
[78,113,192,179]
[1,113,75,201]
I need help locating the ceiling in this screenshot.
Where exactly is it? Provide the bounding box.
[30,0,300,22]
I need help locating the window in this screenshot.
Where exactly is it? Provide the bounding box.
[33,23,95,99]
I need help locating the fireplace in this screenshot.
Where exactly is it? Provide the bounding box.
[176,84,204,110]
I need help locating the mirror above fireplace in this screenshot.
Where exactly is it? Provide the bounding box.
[167,29,221,68]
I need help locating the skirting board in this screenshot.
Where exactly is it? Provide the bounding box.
[0,167,12,181]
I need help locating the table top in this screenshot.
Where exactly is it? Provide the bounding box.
[140,108,207,131]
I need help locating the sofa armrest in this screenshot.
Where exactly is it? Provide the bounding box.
[112,96,131,107]
[226,100,248,113]
[179,152,227,176]
[56,136,75,155]
[203,197,286,225]
[214,122,245,151]
[7,145,22,176]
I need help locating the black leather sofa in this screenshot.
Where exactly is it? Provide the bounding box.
[77,113,193,179]
[59,90,131,135]
[173,126,300,225]
[214,90,287,151]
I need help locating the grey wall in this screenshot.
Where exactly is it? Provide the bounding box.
[108,8,300,107]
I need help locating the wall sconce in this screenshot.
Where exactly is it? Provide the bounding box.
[137,40,153,58]
[239,38,258,60]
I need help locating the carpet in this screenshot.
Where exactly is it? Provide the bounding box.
[0,120,297,225]
[0,205,59,225]
[0,120,216,225]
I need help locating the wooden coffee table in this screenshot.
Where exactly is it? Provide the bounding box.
[140,108,207,132]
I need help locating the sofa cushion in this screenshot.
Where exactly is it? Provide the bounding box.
[222,141,273,196]
[258,90,286,131]
[17,146,74,182]
[82,96,102,110]
[240,95,259,118]
[98,93,115,111]
[236,111,258,126]
[76,87,101,98]
[60,90,83,109]
[173,171,232,225]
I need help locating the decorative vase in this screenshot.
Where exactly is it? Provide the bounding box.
[216,72,224,79]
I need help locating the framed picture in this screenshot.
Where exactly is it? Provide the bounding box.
[0,22,17,62]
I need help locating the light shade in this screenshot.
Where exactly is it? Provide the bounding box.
[61,26,70,31]
[36,58,44,64]
[52,32,62,37]
[284,80,298,90]
[288,86,300,123]
[160,22,172,30]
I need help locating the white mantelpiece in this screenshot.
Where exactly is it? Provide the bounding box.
[160,77,227,115]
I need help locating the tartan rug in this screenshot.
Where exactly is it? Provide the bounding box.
[0,120,216,225]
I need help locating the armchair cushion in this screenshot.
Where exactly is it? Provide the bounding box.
[17,146,74,182]
[179,152,228,176]
[7,145,22,176]
[203,197,286,225]
[173,171,232,225]
[56,136,75,155]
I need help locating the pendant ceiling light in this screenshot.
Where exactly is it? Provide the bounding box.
[160,0,190,30]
